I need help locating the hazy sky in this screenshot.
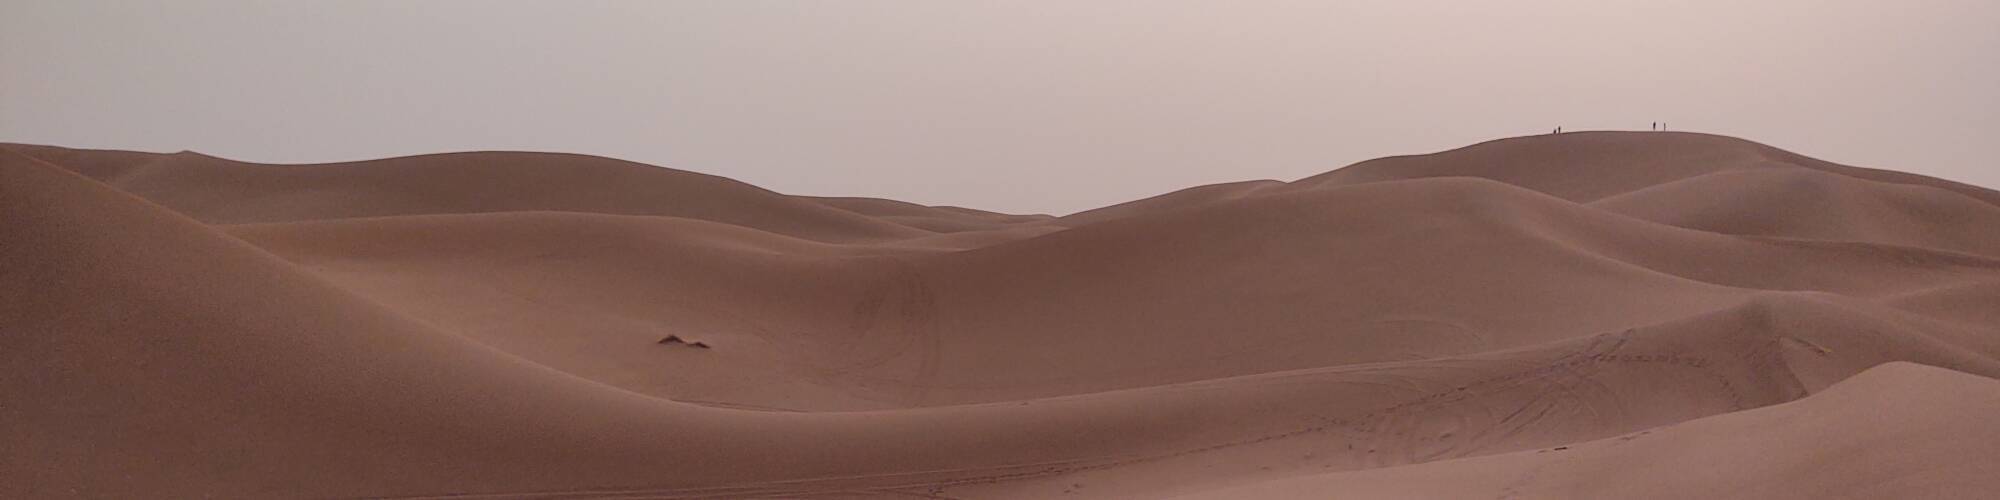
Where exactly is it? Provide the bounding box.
[4,1,1995,214]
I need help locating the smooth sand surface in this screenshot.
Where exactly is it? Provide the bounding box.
[5,132,1999,498]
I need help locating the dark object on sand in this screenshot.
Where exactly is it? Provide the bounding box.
[658,335,710,349]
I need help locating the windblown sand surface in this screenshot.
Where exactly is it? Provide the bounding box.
[5,132,1999,498]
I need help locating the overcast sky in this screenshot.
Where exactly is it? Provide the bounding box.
[4,1,1995,214]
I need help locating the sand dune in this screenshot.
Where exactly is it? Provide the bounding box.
[2,145,929,242]
[1173,362,2000,500]
[5,132,1999,498]
[1591,167,2000,257]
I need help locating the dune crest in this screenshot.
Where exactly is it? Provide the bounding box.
[5,132,1999,498]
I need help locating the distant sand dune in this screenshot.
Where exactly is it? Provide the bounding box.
[5,132,1998,498]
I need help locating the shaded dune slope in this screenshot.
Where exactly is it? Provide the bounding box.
[6,132,2000,498]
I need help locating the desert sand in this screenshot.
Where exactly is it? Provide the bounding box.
[4,132,1999,498]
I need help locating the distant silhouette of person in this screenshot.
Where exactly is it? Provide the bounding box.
[1554,126,1563,134]
[1651,122,1658,131]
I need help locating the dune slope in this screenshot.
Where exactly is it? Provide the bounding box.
[1174,362,2000,500]
[5,132,1999,498]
